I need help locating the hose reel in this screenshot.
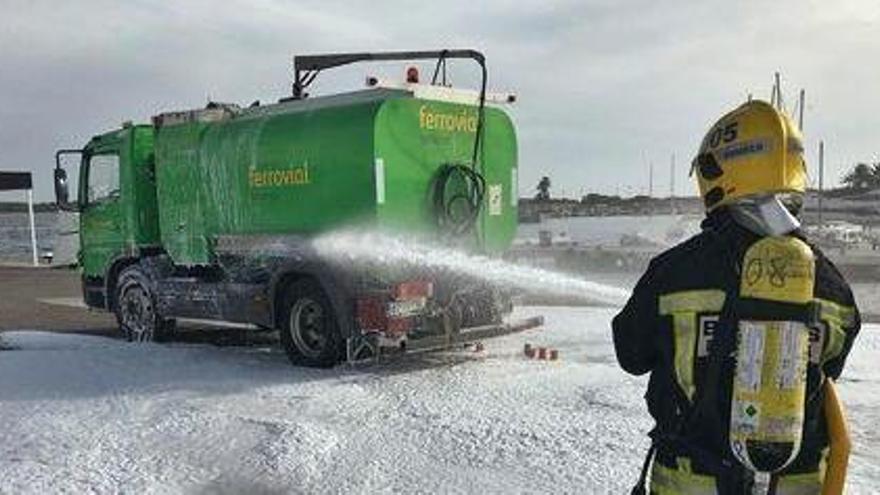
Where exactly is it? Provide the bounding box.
[433,163,486,236]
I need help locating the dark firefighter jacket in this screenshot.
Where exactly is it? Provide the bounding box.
[612,208,860,486]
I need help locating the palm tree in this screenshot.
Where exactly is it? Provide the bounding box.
[842,163,879,190]
[535,176,551,201]
[872,163,880,182]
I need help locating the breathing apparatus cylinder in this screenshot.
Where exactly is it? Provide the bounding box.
[729,236,815,475]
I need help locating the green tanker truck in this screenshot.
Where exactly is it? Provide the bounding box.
[54,50,541,367]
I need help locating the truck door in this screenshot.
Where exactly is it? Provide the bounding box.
[79,145,125,278]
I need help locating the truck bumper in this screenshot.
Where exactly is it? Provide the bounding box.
[346,315,544,363]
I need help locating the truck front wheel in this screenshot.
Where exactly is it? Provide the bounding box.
[115,265,174,342]
[279,279,342,367]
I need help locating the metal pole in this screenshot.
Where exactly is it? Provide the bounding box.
[818,140,825,226]
[669,153,676,214]
[775,72,782,110]
[649,161,654,198]
[798,89,805,131]
[26,188,38,266]
[770,81,777,107]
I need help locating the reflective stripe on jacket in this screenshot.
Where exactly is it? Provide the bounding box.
[650,455,825,494]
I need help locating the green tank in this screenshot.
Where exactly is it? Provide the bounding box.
[154,88,518,265]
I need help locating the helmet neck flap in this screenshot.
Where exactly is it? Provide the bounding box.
[728,193,801,237]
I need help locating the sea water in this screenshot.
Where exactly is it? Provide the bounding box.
[515,214,702,247]
[0,211,59,262]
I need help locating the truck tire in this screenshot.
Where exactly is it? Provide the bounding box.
[115,265,174,342]
[279,278,342,367]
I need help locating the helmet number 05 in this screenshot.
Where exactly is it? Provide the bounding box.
[709,122,739,149]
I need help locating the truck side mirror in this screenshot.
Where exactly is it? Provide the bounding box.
[54,167,69,206]
[54,149,83,212]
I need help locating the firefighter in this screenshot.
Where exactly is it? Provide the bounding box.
[613,100,860,494]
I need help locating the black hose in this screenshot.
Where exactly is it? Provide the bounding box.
[433,163,486,236]
[472,57,487,170]
[428,50,487,171]
[436,53,487,238]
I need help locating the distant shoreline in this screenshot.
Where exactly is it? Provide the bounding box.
[519,189,880,225]
[0,202,58,213]
[3,187,879,224]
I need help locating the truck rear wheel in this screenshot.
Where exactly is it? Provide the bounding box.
[279,279,342,367]
[115,265,174,342]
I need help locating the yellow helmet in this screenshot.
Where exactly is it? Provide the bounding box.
[692,100,806,211]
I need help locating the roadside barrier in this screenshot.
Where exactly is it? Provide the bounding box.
[523,343,559,361]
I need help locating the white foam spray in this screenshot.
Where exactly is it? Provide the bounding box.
[312,230,631,306]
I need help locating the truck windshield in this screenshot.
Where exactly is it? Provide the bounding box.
[87,154,120,203]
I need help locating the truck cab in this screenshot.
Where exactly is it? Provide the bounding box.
[58,125,160,309]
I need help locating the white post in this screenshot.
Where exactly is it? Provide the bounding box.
[26,188,38,266]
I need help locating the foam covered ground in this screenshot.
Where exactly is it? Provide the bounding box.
[0,307,876,493]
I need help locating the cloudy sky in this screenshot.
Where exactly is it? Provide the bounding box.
[1,0,878,202]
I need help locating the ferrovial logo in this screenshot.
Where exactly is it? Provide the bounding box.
[248,163,311,188]
[419,105,477,133]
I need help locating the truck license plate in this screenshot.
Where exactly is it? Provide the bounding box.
[386,298,426,317]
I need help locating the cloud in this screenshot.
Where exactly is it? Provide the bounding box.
[0,0,878,202]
